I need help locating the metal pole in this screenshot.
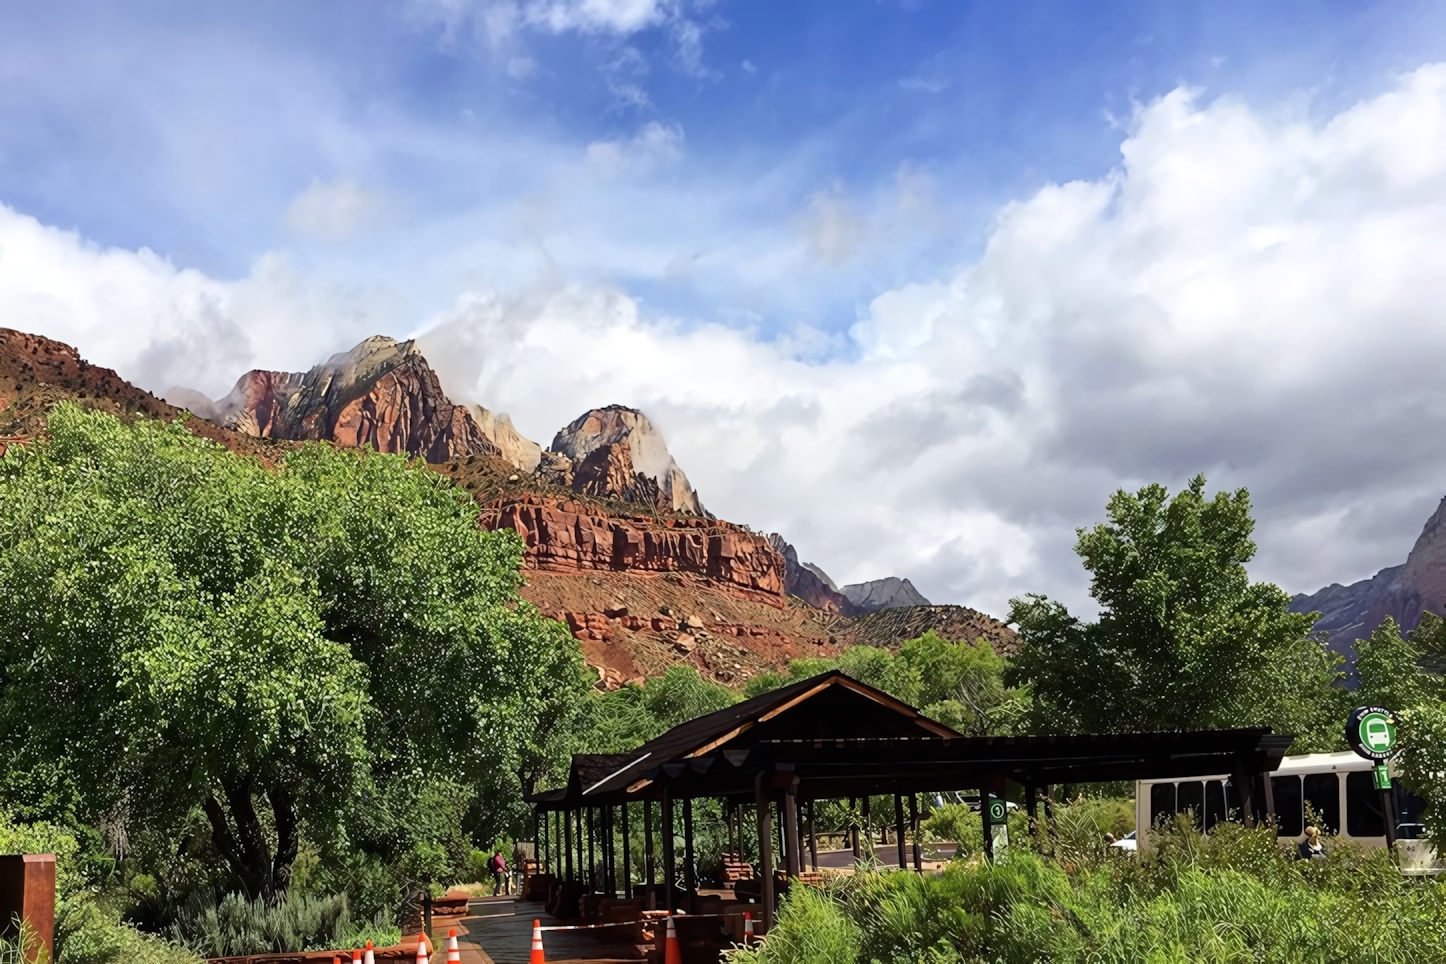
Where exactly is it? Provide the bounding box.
[755,772,775,931]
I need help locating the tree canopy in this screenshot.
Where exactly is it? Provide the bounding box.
[0,404,587,898]
[1007,475,1344,747]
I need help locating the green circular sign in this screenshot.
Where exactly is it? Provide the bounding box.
[1345,706,1398,761]
[988,799,1007,823]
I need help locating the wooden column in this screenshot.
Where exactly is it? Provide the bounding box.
[849,797,860,859]
[894,794,906,868]
[755,773,775,931]
[661,791,676,911]
[910,794,922,871]
[980,789,994,862]
[621,802,632,899]
[644,800,656,909]
[564,808,574,880]
[807,800,818,872]
[782,779,801,877]
[683,797,696,897]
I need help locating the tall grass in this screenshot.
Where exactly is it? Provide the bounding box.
[726,818,1446,964]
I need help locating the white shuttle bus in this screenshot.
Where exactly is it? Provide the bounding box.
[1135,751,1441,874]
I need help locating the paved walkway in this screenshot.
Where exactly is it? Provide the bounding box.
[453,898,644,964]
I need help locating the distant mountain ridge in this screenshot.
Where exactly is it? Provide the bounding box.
[1291,496,1446,670]
[766,533,931,616]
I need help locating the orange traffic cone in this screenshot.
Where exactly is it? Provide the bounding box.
[743,910,754,945]
[446,928,461,964]
[416,931,430,963]
[529,918,546,964]
[663,914,682,964]
[363,940,376,964]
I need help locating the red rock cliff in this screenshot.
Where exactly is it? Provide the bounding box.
[482,495,787,606]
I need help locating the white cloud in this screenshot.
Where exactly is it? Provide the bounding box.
[284,178,385,242]
[585,121,683,177]
[13,65,1446,622]
[417,65,1446,615]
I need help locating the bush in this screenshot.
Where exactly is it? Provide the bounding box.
[727,825,1446,964]
[169,891,399,958]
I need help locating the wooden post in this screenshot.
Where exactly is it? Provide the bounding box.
[849,797,860,858]
[644,799,656,909]
[0,854,55,964]
[782,779,801,877]
[621,801,632,899]
[910,794,921,870]
[683,797,696,898]
[807,799,818,872]
[661,790,676,912]
[755,773,775,931]
[564,808,574,880]
[981,788,994,862]
[894,794,906,868]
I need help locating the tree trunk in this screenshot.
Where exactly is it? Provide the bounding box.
[202,777,300,901]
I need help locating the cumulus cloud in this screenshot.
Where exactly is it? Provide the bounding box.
[418,65,1446,615]
[0,204,373,398]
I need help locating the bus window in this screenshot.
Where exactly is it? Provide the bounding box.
[1150,783,1177,828]
[1271,775,1302,837]
[1204,780,1226,830]
[1346,771,1385,837]
[1178,781,1204,830]
[1395,780,1428,840]
[1302,773,1340,834]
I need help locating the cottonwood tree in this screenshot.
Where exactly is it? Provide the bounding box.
[0,404,586,899]
[1008,475,1345,746]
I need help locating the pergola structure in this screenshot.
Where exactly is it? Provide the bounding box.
[529,670,1293,928]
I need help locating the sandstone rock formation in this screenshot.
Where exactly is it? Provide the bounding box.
[843,576,932,613]
[1292,496,1446,669]
[471,405,542,472]
[549,406,705,515]
[766,533,854,612]
[483,495,784,604]
[187,336,501,463]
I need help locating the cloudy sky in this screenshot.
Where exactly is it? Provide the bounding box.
[3,1,1446,616]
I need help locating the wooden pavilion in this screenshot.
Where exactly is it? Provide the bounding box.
[528,670,1292,929]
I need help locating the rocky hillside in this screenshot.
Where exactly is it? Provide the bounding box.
[8,326,1017,691]
[1292,496,1446,670]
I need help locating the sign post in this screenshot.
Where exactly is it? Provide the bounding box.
[1345,706,1400,850]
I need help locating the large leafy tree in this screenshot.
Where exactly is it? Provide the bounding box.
[1008,475,1344,745]
[0,404,587,898]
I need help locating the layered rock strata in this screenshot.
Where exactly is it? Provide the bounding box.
[484,495,785,605]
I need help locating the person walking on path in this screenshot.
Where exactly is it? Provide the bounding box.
[489,850,509,896]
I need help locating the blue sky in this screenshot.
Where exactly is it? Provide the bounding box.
[4,1,1446,613]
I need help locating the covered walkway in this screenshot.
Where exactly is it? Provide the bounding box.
[526,670,1293,931]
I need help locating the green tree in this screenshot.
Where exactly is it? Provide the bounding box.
[0,404,587,899]
[1008,475,1344,744]
[1356,614,1446,845]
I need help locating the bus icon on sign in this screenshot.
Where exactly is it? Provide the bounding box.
[1365,717,1393,750]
